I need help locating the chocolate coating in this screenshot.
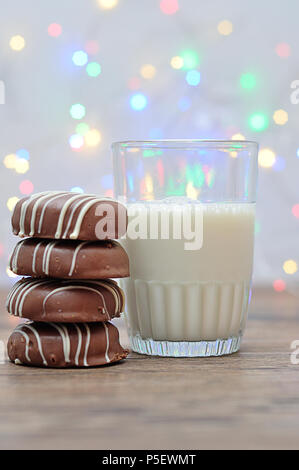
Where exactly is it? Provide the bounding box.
[7,277,125,322]
[9,238,129,279]
[8,321,129,368]
[12,191,127,240]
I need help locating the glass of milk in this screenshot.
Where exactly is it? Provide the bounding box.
[112,140,258,357]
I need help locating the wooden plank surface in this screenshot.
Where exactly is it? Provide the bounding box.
[0,287,299,450]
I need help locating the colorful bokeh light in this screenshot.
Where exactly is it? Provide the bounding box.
[3,154,17,169]
[170,56,184,69]
[258,148,276,168]
[181,50,200,70]
[72,50,88,66]
[160,0,179,15]
[217,20,233,36]
[70,103,86,119]
[69,134,84,150]
[16,149,30,160]
[273,279,286,292]
[283,259,298,275]
[48,23,62,37]
[9,35,25,51]
[86,62,101,77]
[140,64,156,79]
[7,196,19,211]
[85,40,99,55]
[273,109,288,125]
[240,73,257,90]
[231,133,245,140]
[186,70,201,86]
[19,180,34,195]
[248,112,269,132]
[85,129,102,147]
[128,77,141,90]
[76,123,90,136]
[292,204,299,218]
[275,42,291,58]
[130,93,148,111]
[15,159,29,174]
[97,0,118,9]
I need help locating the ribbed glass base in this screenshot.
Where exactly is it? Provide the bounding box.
[130,334,242,357]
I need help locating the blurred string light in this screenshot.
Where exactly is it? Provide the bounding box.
[297,148,299,159]
[85,129,102,147]
[170,56,184,69]
[258,148,276,168]
[275,42,291,58]
[76,122,90,135]
[140,64,156,79]
[273,279,286,292]
[248,112,269,132]
[97,0,118,9]
[240,73,256,90]
[181,50,200,70]
[292,204,299,218]
[273,109,288,125]
[0,244,3,257]
[186,70,201,86]
[19,180,34,195]
[3,153,30,173]
[283,259,298,275]
[7,196,19,211]
[160,0,179,15]
[9,35,25,51]
[48,23,62,37]
[130,93,148,110]
[86,62,101,77]
[69,134,84,150]
[72,50,88,66]
[85,40,99,55]
[217,20,233,36]
[70,103,86,119]
[71,186,84,193]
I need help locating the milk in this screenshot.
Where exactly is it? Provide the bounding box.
[121,202,255,345]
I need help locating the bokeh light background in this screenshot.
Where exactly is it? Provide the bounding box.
[0,0,298,291]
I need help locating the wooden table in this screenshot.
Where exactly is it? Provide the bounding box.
[0,287,299,450]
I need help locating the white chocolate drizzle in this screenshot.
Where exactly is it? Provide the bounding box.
[68,241,89,276]
[14,328,31,362]
[49,323,71,363]
[103,323,110,363]
[74,324,82,366]
[83,323,91,366]
[19,323,48,366]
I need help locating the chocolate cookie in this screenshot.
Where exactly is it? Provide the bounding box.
[11,191,127,240]
[7,321,129,367]
[6,277,124,322]
[9,238,129,279]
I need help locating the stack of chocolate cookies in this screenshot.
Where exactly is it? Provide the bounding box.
[6,191,130,368]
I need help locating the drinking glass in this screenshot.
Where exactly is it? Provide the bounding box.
[112,140,258,357]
